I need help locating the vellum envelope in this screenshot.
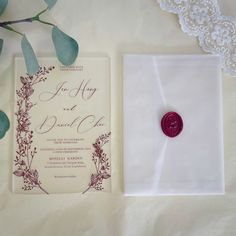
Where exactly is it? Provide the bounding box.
[123,54,224,196]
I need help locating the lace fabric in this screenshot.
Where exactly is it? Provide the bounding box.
[158,0,236,76]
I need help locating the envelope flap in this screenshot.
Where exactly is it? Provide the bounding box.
[123,55,167,194]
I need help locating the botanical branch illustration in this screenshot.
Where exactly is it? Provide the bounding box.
[82,132,111,194]
[13,66,55,194]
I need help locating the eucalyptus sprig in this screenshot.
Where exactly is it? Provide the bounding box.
[0,0,79,75]
[0,0,79,140]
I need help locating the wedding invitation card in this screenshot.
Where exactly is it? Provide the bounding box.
[13,57,111,194]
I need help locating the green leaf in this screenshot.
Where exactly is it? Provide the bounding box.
[52,26,78,66]
[0,39,3,55]
[0,0,8,16]
[0,111,10,139]
[44,0,57,9]
[21,35,39,75]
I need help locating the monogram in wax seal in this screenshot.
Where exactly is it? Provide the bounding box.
[161,112,183,138]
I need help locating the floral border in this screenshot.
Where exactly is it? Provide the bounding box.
[82,132,111,194]
[13,66,55,194]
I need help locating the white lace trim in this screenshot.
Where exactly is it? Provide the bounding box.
[158,0,236,76]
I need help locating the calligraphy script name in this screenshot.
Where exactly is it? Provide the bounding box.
[35,115,105,134]
[39,80,97,102]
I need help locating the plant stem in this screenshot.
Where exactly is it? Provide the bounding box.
[29,155,33,169]
[26,147,30,169]
[94,161,99,174]
[37,19,55,27]
[0,18,33,26]
[38,184,49,194]
[82,186,91,194]
[0,7,49,26]
[35,7,49,18]
[0,7,55,36]
[0,25,24,36]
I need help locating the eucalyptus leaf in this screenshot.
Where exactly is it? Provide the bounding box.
[0,0,8,16]
[0,111,10,139]
[52,26,78,66]
[0,39,3,56]
[21,35,39,75]
[44,0,57,9]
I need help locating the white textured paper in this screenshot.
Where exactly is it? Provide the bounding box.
[123,54,224,195]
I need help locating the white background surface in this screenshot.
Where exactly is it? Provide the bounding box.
[0,0,236,235]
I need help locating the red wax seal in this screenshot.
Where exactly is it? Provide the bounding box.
[161,112,183,138]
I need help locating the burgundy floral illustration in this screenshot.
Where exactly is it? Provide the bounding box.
[82,132,111,194]
[14,66,55,194]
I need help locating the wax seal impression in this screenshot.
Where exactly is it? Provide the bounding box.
[161,112,183,138]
